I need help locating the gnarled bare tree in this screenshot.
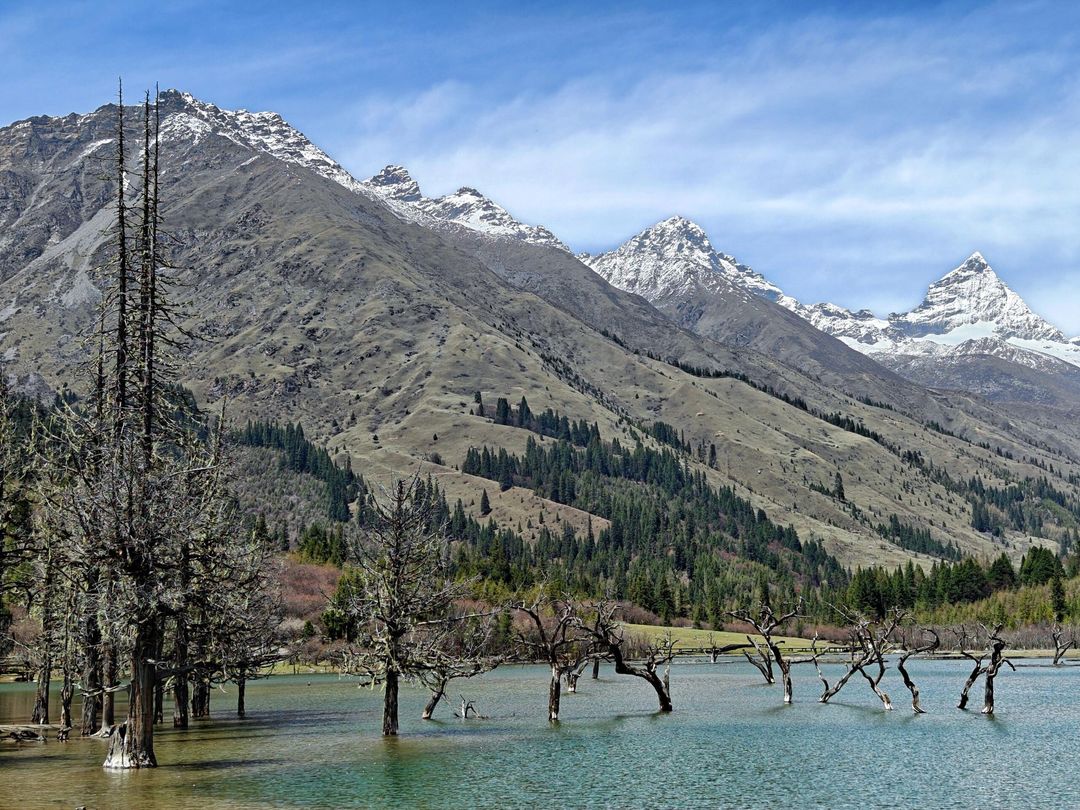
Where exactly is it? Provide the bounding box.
[31,86,270,769]
[582,600,675,713]
[1052,624,1075,666]
[513,591,589,722]
[337,474,475,735]
[728,600,802,702]
[896,628,939,713]
[420,614,502,720]
[812,608,904,710]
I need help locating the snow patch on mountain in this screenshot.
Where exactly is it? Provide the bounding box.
[361,165,569,251]
[157,91,367,195]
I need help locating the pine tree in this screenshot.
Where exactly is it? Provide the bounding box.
[1051,575,1067,623]
[480,489,492,516]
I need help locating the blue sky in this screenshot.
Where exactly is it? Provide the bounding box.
[4,0,1080,332]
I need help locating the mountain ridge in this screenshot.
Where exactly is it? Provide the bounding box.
[3,90,1080,577]
[585,215,1080,403]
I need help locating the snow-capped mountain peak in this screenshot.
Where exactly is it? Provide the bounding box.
[157,90,367,195]
[155,93,569,253]
[366,164,422,203]
[583,215,797,307]
[901,252,1064,342]
[361,166,569,252]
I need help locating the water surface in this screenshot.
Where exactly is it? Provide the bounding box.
[2,659,1076,808]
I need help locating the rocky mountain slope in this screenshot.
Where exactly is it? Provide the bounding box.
[2,91,1080,575]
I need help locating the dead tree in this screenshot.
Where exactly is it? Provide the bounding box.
[980,625,1014,715]
[1052,624,1076,666]
[338,475,477,735]
[812,608,903,709]
[514,592,588,722]
[29,87,269,767]
[563,655,594,693]
[954,626,987,710]
[953,624,1015,713]
[420,615,502,720]
[582,601,675,712]
[896,629,939,713]
[728,601,801,702]
[742,635,775,684]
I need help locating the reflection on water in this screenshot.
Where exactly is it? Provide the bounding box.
[2,659,1078,809]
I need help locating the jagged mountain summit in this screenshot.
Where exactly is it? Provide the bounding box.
[156,93,568,251]
[362,164,568,251]
[157,90,369,195]
[801,252,1080,375]
[588,216,1080,403]
[582,215,796,308]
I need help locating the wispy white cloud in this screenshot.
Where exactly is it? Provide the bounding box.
[330,3,1080,332]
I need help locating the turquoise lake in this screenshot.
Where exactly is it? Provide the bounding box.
[2,658,1077,808]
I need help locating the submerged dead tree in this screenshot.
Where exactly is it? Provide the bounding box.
[896,629,939,713]
[420,615,502,720]
[812,608,903,710]
[514,592,588,722]
[31,85,266,769]
[954,624,1015,713]
[583,600,675,712]
[338,475,474,736]
[981,627,1013,715]
[728,600,801,702]
[1052,625,1076,666]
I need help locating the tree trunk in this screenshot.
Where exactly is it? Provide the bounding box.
[104,627,157,769]
[592,657,600,679]
[779,661,793,704]
[858,666,892,710]
[172,676,189,728]
[981,643,1008,715]
[818,661,861,703]
[646,669,673,712]
[607,645,672,712]
[957,660,983,710]
[982,670,996,715]
[897,657,925,713]
[79,599,102,736]
[192,676,210,719]
[745,637,775,684]
[237,677,246,719]
[32,657,51,725]
[383,668,399,735]
[422,678,447,720]
[154,679,164,725]
[548,664,561,722]
[59,672,74,731]
[101,642,117,731]
[566,672,579,693]
[762,638,791,702]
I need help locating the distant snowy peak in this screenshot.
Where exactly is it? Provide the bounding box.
[583,215,798,308]
[361,165,569,252]
[588,214,1080,376]
[900,252,1065,342]
[366,164,422,203]
[798,252,1080,370]
[157,90,366,195]
[802,303,894,346]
